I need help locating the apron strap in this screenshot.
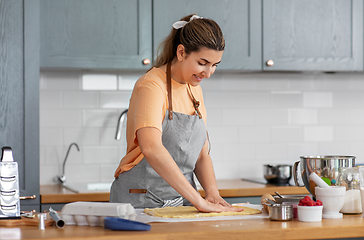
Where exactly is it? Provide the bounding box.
[167,62,173,120]
[187,85,202,119]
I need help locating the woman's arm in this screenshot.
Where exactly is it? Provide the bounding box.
[137,127,240,213]
[194,140,231,206]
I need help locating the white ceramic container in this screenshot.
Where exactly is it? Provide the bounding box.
[315,186,346,219]
[297,205,323,222]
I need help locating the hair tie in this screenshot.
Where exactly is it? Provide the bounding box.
[172,15,203,29]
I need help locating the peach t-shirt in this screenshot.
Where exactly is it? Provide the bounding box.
[114,67,207,177]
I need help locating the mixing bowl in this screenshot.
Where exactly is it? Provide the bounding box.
[293,156,355,196]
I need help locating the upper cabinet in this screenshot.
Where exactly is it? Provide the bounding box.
[263,0,363,71]
[40,0,152,70]
[40,0,363,72]
[153,0,262,71]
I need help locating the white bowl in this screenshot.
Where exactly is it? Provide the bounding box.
[315,186,346,219]
[297,205,323,222]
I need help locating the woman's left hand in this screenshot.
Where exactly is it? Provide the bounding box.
[205,193,231,207]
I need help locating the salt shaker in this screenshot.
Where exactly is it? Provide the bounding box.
[337,167,362,214]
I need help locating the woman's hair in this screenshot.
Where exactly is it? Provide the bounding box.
[152,14,225,69]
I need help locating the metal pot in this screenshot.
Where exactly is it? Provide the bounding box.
[264,165,292,185]
[268,204,293,221]
[293,155,355,196]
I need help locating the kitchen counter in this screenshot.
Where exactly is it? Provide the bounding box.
[7,215,364,239]
[40,180,309,204]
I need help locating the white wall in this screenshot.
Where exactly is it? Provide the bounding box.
[39,70,364,185]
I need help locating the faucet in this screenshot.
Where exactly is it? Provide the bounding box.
[56,143,80,193]
[115,109,128,140]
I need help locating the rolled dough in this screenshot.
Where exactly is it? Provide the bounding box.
[144,205,262,218]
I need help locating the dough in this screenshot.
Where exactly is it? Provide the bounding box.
[144,205,261,218]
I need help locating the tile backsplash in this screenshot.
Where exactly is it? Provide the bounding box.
[39,70,364,185]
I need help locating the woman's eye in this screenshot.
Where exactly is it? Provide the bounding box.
[198,62,206,66]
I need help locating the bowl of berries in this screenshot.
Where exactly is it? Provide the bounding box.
[297,196,323,222]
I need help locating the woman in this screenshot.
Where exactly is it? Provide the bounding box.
[110,14,241,213]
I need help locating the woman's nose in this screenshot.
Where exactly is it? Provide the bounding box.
[203,67,213,78]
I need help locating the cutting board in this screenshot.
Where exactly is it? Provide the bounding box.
[0,217,53,227]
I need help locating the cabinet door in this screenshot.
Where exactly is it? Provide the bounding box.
[263,0,363,71]
[40,0,152,70]
[153,0,262,70]
[0,0,40,211]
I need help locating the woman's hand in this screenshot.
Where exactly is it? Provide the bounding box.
[195,198,244,213]
[205,193,231,207]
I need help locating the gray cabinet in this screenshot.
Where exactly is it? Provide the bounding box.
[153,0,262,71]
[0,0,40,211]
[263,0,363,71]
[40,0,152,70]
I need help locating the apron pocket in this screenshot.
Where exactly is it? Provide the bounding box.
[146,190,183,208]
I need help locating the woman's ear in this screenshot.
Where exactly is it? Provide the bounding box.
[176,44,185,62]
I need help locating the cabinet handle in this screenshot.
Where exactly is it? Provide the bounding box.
[266,60,274,66]
[19,195,36,200]
[142,59,151,65]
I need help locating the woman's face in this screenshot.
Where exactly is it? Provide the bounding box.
[177,46,223,86]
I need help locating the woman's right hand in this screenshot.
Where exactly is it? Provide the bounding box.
[195,198,244,213]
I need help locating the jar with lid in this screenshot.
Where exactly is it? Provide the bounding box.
[337,167,362,214]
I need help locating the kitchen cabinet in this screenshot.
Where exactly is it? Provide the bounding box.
[263,0,363,71]
[0,0,40,211]
[40,0,152,70]
[153,0,262,71]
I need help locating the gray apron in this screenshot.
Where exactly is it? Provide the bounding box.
[110,62,206,208]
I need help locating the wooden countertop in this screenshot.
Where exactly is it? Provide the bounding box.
[40,180,309,204]
[6,215,364,239]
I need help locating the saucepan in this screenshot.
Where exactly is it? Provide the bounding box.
[264,164,292,185]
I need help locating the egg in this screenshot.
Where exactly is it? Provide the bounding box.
[261,193,275,213]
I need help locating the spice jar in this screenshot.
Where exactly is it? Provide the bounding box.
[337,167,362,214]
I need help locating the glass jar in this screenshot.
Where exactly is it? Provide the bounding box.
[337,167,362,214]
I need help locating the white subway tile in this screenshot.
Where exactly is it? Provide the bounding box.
[271,126,303,142]
[212,161,241,180]
[304,126,333,142]
[100,92,131,108]
[208,143,224,162]
[66,164,101,183]
[118,74,139,90]
[221,75,256,91]
[271,91,302,108]
[255,144,288,160]
[239,92,270,108]
[41,71,81,90]
[100,127,127,146]
[350,143,364,163]
[287,143,319,159]
[40,91,62,109]
[254,109,288,125]
[238,160,266,179]
[63,91,99,108]
[204,92,239,108]
[205,108,223,126]
[40,128,63,146]
[239,126,271,143]
[208,126,239,144]
[200,74,224,91]
[334,126,364,142]
[82,146,120,164]
[333,92,364,108]
[318,109,364,125]
[40,165,59,185]
[41,110,82,127]
[223,144,254,161]
[100,164,117,183]
[288,109,317,125]
[64,128,100,146]
[82,74,117,90]
[222,109,255,125]
[82,109,119,127]
[303,92,333,108]
[318,143,352,156]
